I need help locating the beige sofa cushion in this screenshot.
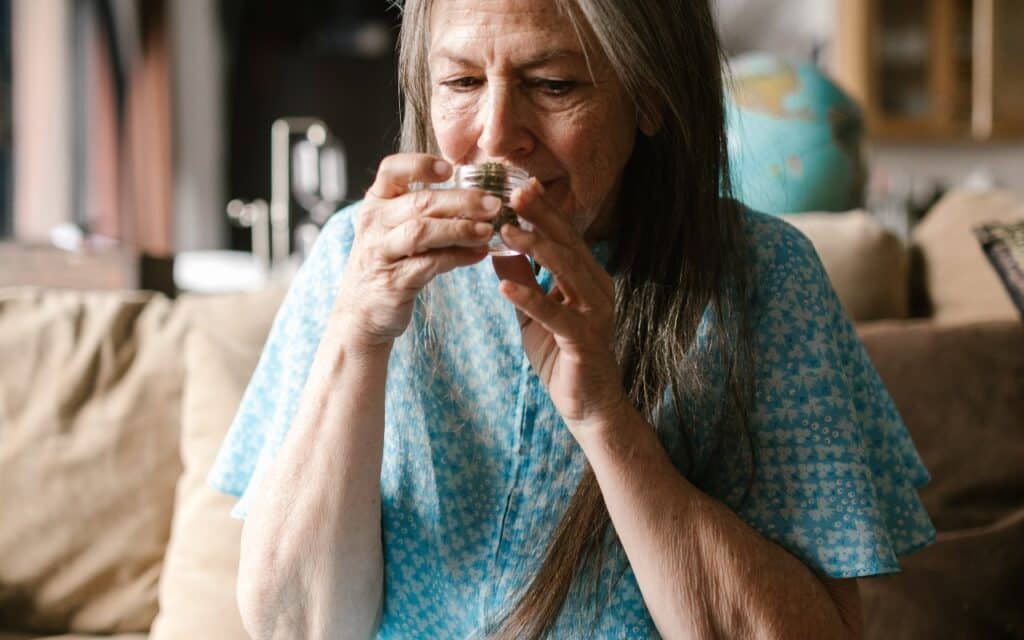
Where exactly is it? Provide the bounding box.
[912,188,1024,323]
[0,288,186,634]
[148,286,286,640]
[781,210,909,321]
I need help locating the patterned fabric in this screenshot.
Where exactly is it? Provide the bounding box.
[208,203,935,639]
[975,220,1024,317]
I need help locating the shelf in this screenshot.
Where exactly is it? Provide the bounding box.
[0,242,175,294]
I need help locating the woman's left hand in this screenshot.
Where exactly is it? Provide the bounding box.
[491,177,630,437]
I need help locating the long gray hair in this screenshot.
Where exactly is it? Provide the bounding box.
[396,1,755,637]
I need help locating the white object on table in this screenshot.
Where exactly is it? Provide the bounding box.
[173,249,299,294]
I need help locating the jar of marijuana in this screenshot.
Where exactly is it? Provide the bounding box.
[452,163,532,256]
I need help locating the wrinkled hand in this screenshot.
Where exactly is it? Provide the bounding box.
[491,178,630,435]
[334,153,500,353]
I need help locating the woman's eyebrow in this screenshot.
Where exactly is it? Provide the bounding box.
[517,49,584,69]
[430,48,584,70]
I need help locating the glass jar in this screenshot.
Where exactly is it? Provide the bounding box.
[410,162,533,256]
[452,163,532,256]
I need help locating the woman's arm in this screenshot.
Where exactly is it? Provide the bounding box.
[236,329,390,640]
[493,182,863,638]
[577,406,863,640]
[233,153,496,640]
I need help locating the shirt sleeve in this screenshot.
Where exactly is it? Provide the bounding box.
[732,212,936,578]
[206,204,358,519]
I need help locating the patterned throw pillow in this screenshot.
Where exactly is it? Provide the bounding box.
[974,220,1024,319]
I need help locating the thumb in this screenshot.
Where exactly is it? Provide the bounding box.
[491,254,542,293]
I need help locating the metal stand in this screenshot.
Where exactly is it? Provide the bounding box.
[227,118,346,276]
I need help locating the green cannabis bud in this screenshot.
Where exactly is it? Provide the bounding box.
[471,162,520,234]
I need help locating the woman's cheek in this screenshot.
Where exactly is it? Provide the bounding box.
[431,97,478,157]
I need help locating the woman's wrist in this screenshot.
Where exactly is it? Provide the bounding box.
[337,331,394,364]
[327,315,395,364]
[569,394,641,450]
[326,297,396,358]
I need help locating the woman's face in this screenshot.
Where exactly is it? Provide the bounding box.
[428,0,641,242]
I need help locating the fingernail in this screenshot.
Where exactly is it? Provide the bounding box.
[434,160,450,177]
[532,177,545,193]
[473,222,493,236]
[482,195,502,212]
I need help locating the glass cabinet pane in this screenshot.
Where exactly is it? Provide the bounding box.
[878,1,932,117]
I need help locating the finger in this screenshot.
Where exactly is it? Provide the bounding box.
[398,247,490,289]
[509,179,614,302]
[378,188,503,228]
[381,217,494,260]
[491,254,544,295]
[508,177,581,249]
[500,223,610,309]
[367,153,451,200]
[498,278,579,338]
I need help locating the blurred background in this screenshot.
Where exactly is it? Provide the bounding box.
[0,0,1021,294]
[0,0,403,292]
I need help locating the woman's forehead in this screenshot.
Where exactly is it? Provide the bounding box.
[428,0,586,64]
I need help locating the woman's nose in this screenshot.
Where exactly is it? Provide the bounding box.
[476,83,534,160]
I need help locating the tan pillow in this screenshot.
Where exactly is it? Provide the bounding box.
[781,210,909,321]
[148,285,286,640]
[912,188,1024,323]
[0,287,187,634]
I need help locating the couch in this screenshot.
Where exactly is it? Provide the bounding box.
[0,188,1022,639]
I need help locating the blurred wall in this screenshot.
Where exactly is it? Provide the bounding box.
[12,0,72,241]
[170,0,225,252]
[868,142,1024,198]
[716,0,834,63]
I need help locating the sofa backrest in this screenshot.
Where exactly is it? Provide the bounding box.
[782,210,909,321]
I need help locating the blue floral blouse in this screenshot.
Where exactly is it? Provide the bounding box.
[208,203,936,639]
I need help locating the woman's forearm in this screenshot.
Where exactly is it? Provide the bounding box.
[576,408,858,640]
[237,326,391,640]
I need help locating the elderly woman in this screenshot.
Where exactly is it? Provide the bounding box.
[208,1,935,638]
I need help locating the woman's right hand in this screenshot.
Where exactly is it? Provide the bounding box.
[332,153,501,353]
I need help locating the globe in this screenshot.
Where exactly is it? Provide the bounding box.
[726,52,866,215]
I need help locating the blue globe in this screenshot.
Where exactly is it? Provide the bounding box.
[726,53,866,215]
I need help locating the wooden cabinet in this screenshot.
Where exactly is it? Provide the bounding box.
[834,0,1024,141]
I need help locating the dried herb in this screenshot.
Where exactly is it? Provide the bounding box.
[473,162,520,234]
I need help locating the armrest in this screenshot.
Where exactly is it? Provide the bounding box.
[856,319,1024,531]
[855,318,1024,640]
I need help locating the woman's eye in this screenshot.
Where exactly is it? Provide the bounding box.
[441,77,482,91]
[531,79,577,96]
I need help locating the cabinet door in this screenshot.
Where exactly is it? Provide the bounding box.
[835,0,973,139]
[988,0,1024,136]
[837,0,1024,141]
